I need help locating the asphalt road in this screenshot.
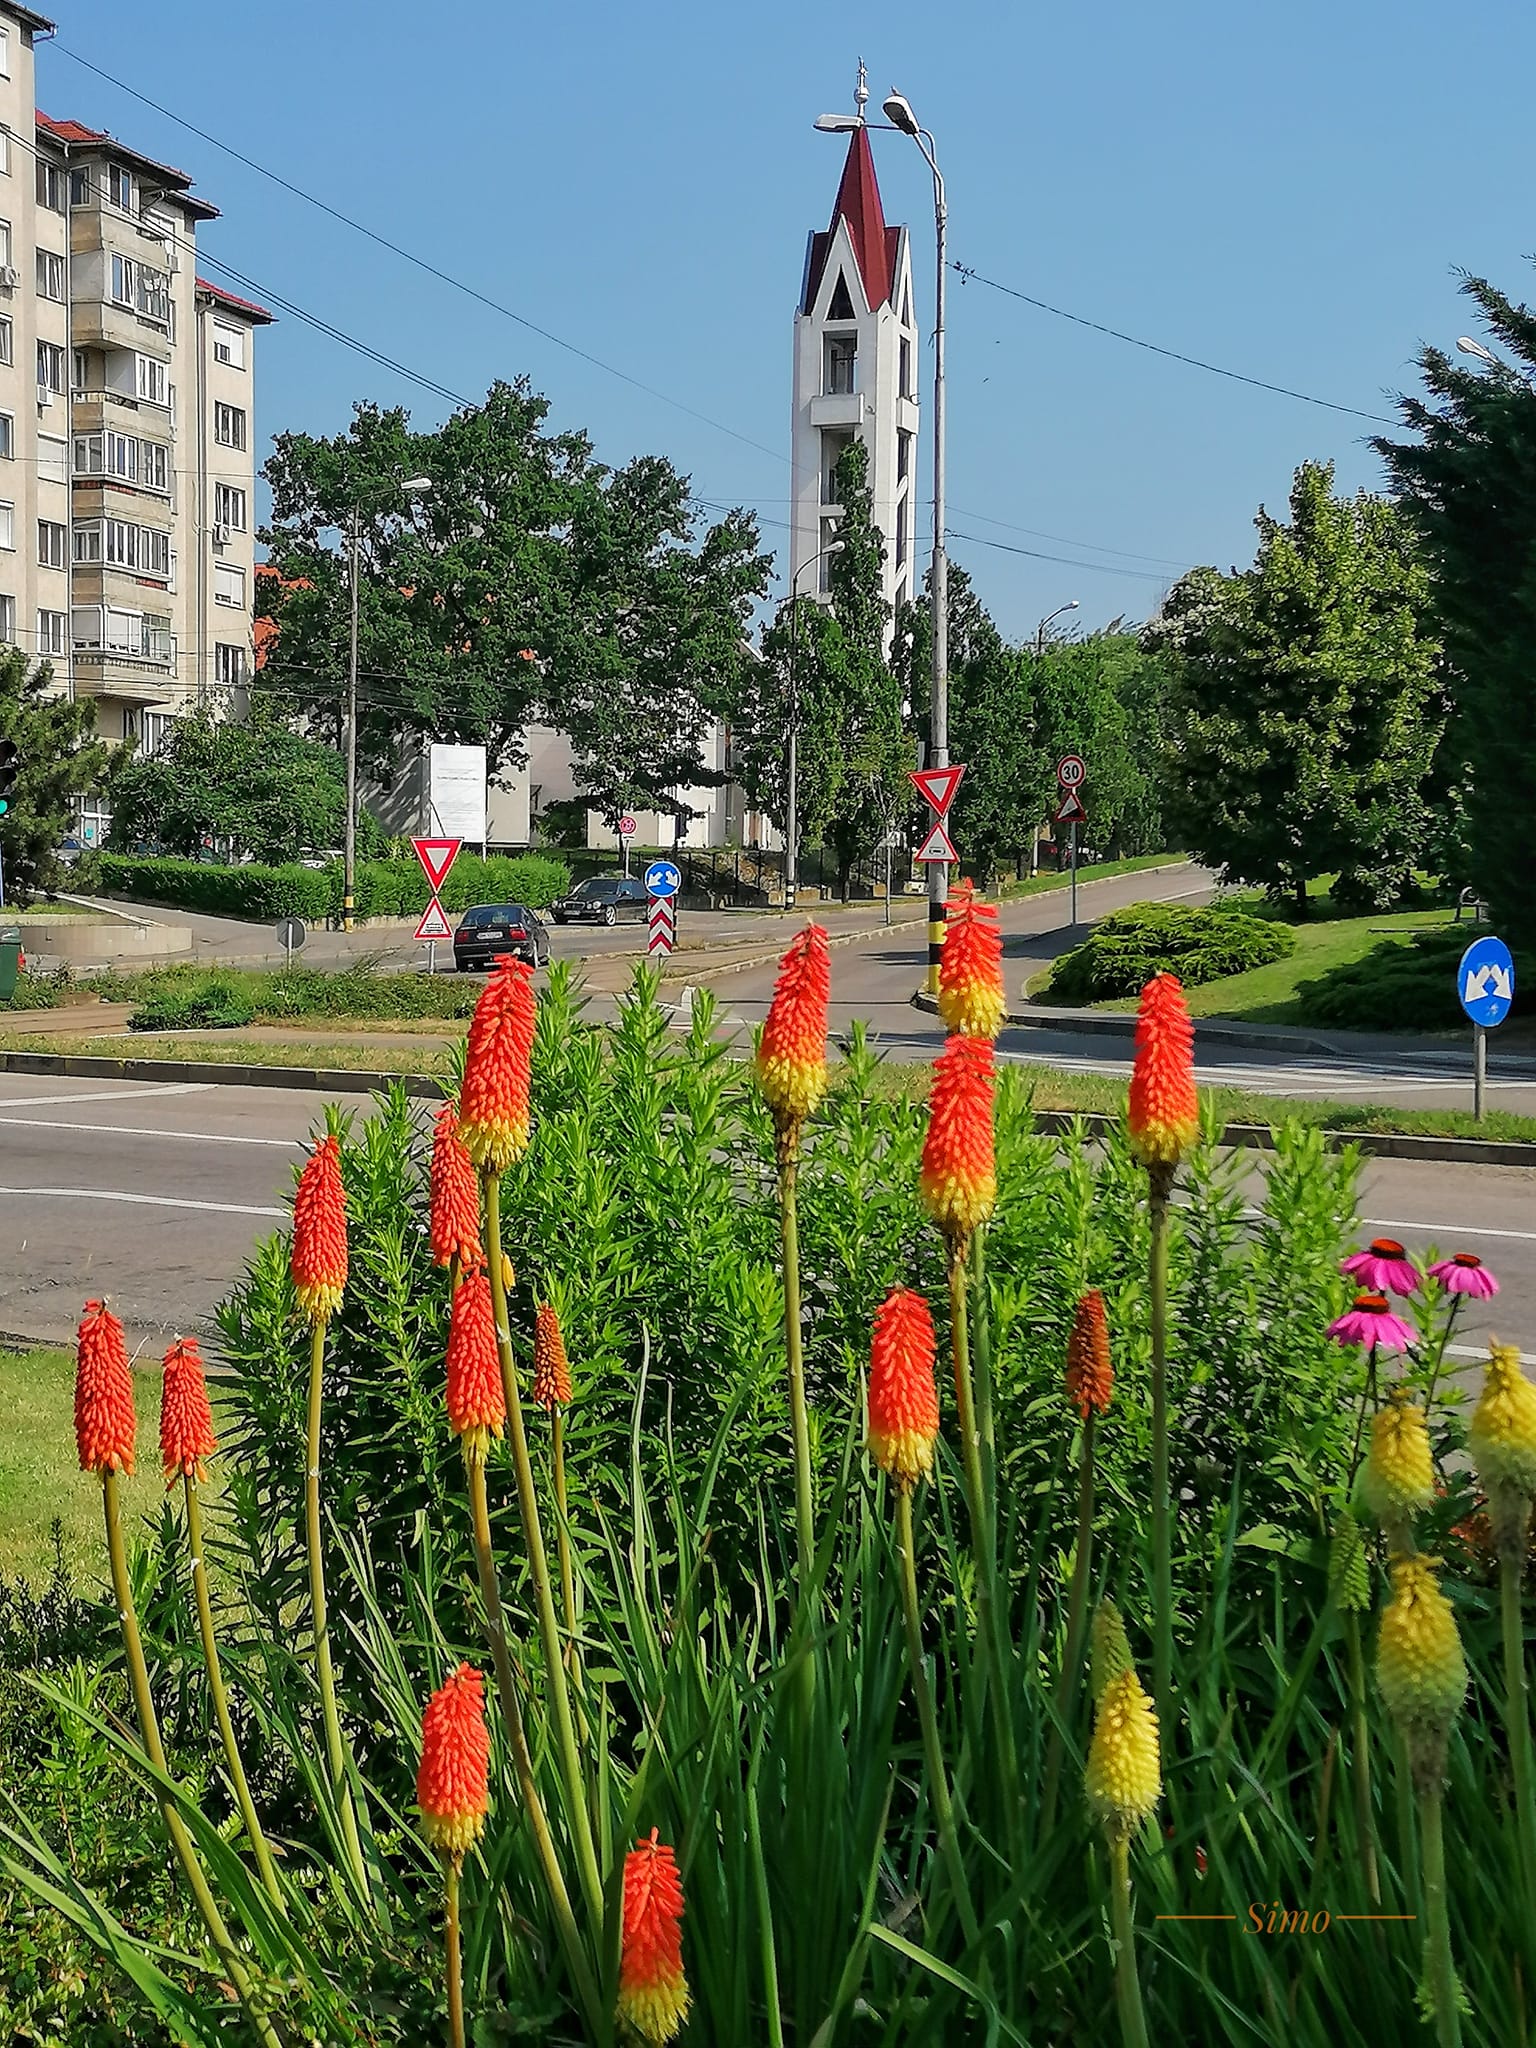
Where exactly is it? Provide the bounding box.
[0,1073,1529,1369]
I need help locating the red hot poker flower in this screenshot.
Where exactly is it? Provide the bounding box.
[416,1663,490,1860]
[1066,1290,1113,1418]
[1127,973,1198,1170]
[920,1034,997,1243]
[446,1272,506,1464]
[75,1299,137,1476]
[160,1336,218,1486]
[617,1829,690,2045]
[756,923,831,1128]
[533,1302,572,1410]
[430,1102,484,1272]
[938,880,1006,1040]
[460,958,537,1173]
[291,1133,348,1326]
[867,1286,941,1489]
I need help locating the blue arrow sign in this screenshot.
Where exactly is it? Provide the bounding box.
[644,860,682,899]
[1458,935,1515,1028]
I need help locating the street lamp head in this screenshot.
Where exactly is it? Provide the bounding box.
[814,112,862,132]
[401,475,433,494]
[882,91,920,136]
[1065,599,1081,612]
[1457,336,1498,366]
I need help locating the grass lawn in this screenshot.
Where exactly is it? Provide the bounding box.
[998,852,1181,901]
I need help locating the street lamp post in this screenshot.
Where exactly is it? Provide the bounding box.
[1035,599,1080,660]
[785,540,843,912]
[343,475,432,932]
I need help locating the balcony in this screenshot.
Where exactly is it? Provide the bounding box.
[809,391,865,429]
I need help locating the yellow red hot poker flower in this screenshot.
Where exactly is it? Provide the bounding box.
[533,1302,573,1411]
[291,1133,348,1326]
[938,880,1006,1040]
[1127,972,1199,1172]
[1469,1341,1536,1560]
[920,1034,997,1245]
[617,1829,690,2045]
[417,1663,491,1861]
[446,1272,506,1465]
[1086,1666,1162,1844]
[1066,1290,1113,1418]
[1376,1554,1467,1792]
[430,1101,484,1272]
[460,957,537,1173]
[867,1286,941,1490]
[160,1337,218,1487]
[75,1299,137,1476]
[756,923,831,1138]
[1361,1388,1435,1551]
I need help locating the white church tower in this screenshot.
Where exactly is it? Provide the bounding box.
[791,74,921,622]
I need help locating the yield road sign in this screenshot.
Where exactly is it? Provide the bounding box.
[1053,789,1088,826]
[1056,754,1087,791]
[909,764,965,816]
[644,859,682,898]
[1458,935,1515,1028]
[915,818,958,864]
[413,837,462,893]
[647,896,676,956]
[415,896,454,943]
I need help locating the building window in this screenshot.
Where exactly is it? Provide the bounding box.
[0,127,10,178]
[898,430,912,483]
[212,320,245,370]
[820,429,853,506]
[35,249,64,302]
[0,27,10,78]
[37,609,67,658]
[895,494,909,570]
[37,435,66,486]
[214,562,246,609]
[111,253,135,306]
[215,642,246,689]
[0,595,13,643]
[37,520,66,571]
[0,415,12,461]
[72,347,89,391]
[0,316,10,368]
[97,518,170,579]
[135,354,168,405]
[0,220,12,269]
[136,265,170,327]
[818,516,840,593]
[0,503,13,550]
[142,442,169,493]
[69,166,90,208]
[108,164,134,214]
[823,333,856,396]
[35,160,65,214]
[213,401,246,449]
[72,521,102,565]
[142,710,176,755]
[214,483,247,531]
[37,342,65,394]
[900,336,913,397]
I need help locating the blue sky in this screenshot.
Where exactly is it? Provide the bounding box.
[42,0,1536,642]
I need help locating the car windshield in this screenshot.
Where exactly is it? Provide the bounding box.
[573,880,623,901]
[460,904,522,927]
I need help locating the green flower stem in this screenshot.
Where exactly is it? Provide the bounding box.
[1041,1410,1097,1837]
[895,1486,978,1945]
[305,1317,367,1894]
[484,1170,605,1933]
[445,1858,466,2048]
[465,1454,603,2038]
[181,1474,282,1909]
[551,1409,581,1690]
[946,1241,987,1527]
[1147,1171,1174,1742]
[1499,1546,1536,1904]
[1418,1787,1464,2048]
[969,1225,997,1529]
[777,1140,817,1607]
[102,1472,283,2048]
[1107,1836,1150,2048]
[1343,1610,1381,1906]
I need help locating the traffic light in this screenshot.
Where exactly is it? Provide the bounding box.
[0,739,16,818]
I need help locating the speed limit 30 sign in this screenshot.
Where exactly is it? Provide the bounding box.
[1056,754,1087,791]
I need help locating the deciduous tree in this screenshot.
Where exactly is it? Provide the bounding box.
[0,647,111,902]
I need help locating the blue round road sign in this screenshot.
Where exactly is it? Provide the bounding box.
[644,860,682,898]
[1458,935,1515,1028]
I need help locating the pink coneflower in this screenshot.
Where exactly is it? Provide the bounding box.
[1328,1290,1418,1354]
[1428,1252,1500,1300]
[1341,1237,1420,1297]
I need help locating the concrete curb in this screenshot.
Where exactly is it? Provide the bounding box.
[912,987,1339,1057]
[2,1044,1531,1165]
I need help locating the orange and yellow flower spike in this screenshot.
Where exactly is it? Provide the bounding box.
[617,1830,690,2045]
[938,879,1006,1039]
[920,1034,997,1245]
[417,1663,491,1861]
[868,1286,941,1490]
[533,1301,573,1411]
[1127,972,1198,1171]
[160,1336,218,1486]
[446,1272,506,1465]
[756,922,831,1142]
[291,1132,348,1326]
[430,1101,484,1273]
[1066,1290,1113,1418]
[460,957,537,1173]
[75,1298,136,1476]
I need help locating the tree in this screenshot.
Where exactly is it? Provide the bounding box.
[1375,271,1536,952]
[259,382,771,828]
[1144,459,1446,913]
[106,704,380,864]
[0,647,111,902]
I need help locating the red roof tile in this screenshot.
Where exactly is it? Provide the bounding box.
[802,126,900,315]
[196,277,275,326]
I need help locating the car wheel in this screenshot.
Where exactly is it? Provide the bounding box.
[603,904,617,926]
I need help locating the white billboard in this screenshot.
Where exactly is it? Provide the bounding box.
[429,743,487,844]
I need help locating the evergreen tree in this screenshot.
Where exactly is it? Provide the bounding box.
[0,647,111,902]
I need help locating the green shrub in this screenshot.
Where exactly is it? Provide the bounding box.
[96,851,573,925]
[1297,923,1528,1032]
[1046,899,1295,1002]
[255,964,481,1022]
[128,971,258,1032]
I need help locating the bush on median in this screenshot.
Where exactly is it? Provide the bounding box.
[95,851,574,925]
[1045,899,1295,1003]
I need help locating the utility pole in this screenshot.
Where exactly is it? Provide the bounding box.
[343,508,360,932]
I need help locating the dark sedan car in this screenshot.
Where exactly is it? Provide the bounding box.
[452,903,550,972]
[549,876,652,926]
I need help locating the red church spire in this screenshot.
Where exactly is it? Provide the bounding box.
[802,126,902,314]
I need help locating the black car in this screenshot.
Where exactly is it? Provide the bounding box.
[549,876,652,926]
[452,903,550,972]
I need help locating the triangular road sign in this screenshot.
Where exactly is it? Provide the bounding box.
[908,764,966,817]
[415,896,454,942]
[412,836,463,893]
[1053,790,1088,826]
[915,818,958,864]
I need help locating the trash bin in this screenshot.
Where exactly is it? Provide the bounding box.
[0,926,21,1001]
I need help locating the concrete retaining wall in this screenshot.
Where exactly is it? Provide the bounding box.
[14,918,193,963]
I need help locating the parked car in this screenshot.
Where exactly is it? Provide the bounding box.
[549,876,652,926]
[452,902,550,972]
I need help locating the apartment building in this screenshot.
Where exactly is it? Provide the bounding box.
[0,3,269,812]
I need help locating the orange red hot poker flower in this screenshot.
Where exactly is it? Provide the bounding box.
[161,1336,218,1486]
[920,1034,997,1243]
[533,1301,572,1410]
[617,1830,690,2045]
[756,923,831,1128]
[416,1663,490,1861]
[867,1286,941,1489]
[938,880,1006,1040]
[460,957,537,1173]
[445,1271,506,1464]
[75,1298,137,1476]
[1066,1290,1113,1418]
[430,1101,484,1272]
[291,1132,348,1325]
[1127,972,1198,1170]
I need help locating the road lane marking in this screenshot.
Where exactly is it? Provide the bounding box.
[0,1186,284,1217]
[0,1084,214,1108]
[1358,1217,1536,1243]
[0,1116,300,1147]
[1448,1343,1535,1366]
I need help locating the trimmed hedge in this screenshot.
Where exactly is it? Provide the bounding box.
[1046,901,1295,1003]
[95,851,573,925]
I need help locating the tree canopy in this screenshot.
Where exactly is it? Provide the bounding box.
[0,647,111,903]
